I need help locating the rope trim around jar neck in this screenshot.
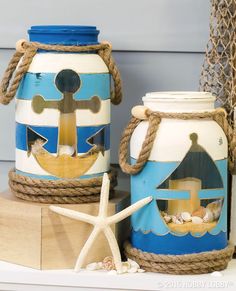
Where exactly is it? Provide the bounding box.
[119,106,236,175]
[0,40,122,106]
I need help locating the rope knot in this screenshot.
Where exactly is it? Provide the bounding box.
[149,111,162,123]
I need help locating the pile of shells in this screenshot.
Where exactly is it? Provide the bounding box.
[86,257,145,274]
[161,200,222,225]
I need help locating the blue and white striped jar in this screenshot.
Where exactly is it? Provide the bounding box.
[130,92,228,255]
[15,26,111,180]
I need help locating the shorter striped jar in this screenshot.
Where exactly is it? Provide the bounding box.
[15,26,111,180]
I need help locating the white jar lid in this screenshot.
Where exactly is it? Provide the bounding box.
[143,91,215,102]
[142,91,216,112]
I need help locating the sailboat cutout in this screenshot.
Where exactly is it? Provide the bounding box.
[157,133,224,234]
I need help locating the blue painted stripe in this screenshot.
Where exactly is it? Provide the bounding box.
[131,230,227,255]
[16,122,110,153]
[15,169,105,181]
[77,125,110,153]
[156,190,190,200]
[16,72,110,100]
[198,189,225,199]
[16,123,58,153]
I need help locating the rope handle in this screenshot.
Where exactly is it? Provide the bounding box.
[0,40,122,106]
[119,105,236,175]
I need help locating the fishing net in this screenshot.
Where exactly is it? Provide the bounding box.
[200,0,236,125]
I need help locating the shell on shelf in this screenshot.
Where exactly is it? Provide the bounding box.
[86,262,102,271]
[102,256,116,271]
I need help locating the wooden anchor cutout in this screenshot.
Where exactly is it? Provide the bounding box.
[32,69,101,115]
[28,69,105,179]
[31,69,102,151]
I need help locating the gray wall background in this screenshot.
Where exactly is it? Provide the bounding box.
[0,0,211,163]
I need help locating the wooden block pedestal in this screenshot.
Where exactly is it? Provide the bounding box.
[0,190,130,270]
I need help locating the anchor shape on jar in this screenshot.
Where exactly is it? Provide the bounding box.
[28,69,105,179]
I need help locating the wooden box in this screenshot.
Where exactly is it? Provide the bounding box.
[0,190,130,270]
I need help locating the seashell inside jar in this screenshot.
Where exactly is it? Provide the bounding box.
[192,206,206,218]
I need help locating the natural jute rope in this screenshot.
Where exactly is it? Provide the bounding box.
[124,241,234,275]
[119,108,236,175]
[9,168,117,204]
[0,40,122,105]
[0,40,122,203]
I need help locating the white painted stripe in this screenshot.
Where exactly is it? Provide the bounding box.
[131,119,228,161]
[16,149,110,177]
[27,53,109,73]
[75,99,110,126]
[16,99,110,126]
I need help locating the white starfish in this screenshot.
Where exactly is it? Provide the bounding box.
[50,173,152,273]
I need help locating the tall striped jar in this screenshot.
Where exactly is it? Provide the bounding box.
[15,26,111,181]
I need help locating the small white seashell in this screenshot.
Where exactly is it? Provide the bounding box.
[211,271,223,277]
[121,261,131,273]
[172,215,183,224]
[128,266,138,273]
[31,139,45,154]
[181,212,192,222]
[86,262,102,271]
[176,214,184,223]
[163,215,172,223]
[127,258,140,269]
[192,216,203,224]
[58,145,75,156]
[137,268,146,273]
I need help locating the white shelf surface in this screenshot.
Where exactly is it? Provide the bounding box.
[0,259,235,291]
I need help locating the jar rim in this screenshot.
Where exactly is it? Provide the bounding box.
[143,91,216,102]
[28,25,99,45]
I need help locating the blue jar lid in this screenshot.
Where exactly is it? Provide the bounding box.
[28,25,99,45]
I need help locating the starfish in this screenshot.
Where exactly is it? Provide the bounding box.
[50,173,152,273]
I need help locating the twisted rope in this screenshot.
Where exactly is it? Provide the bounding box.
[124,241,234,275]
[0,41,122,105]
[119,108,236,175]
[9,168,117,204]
